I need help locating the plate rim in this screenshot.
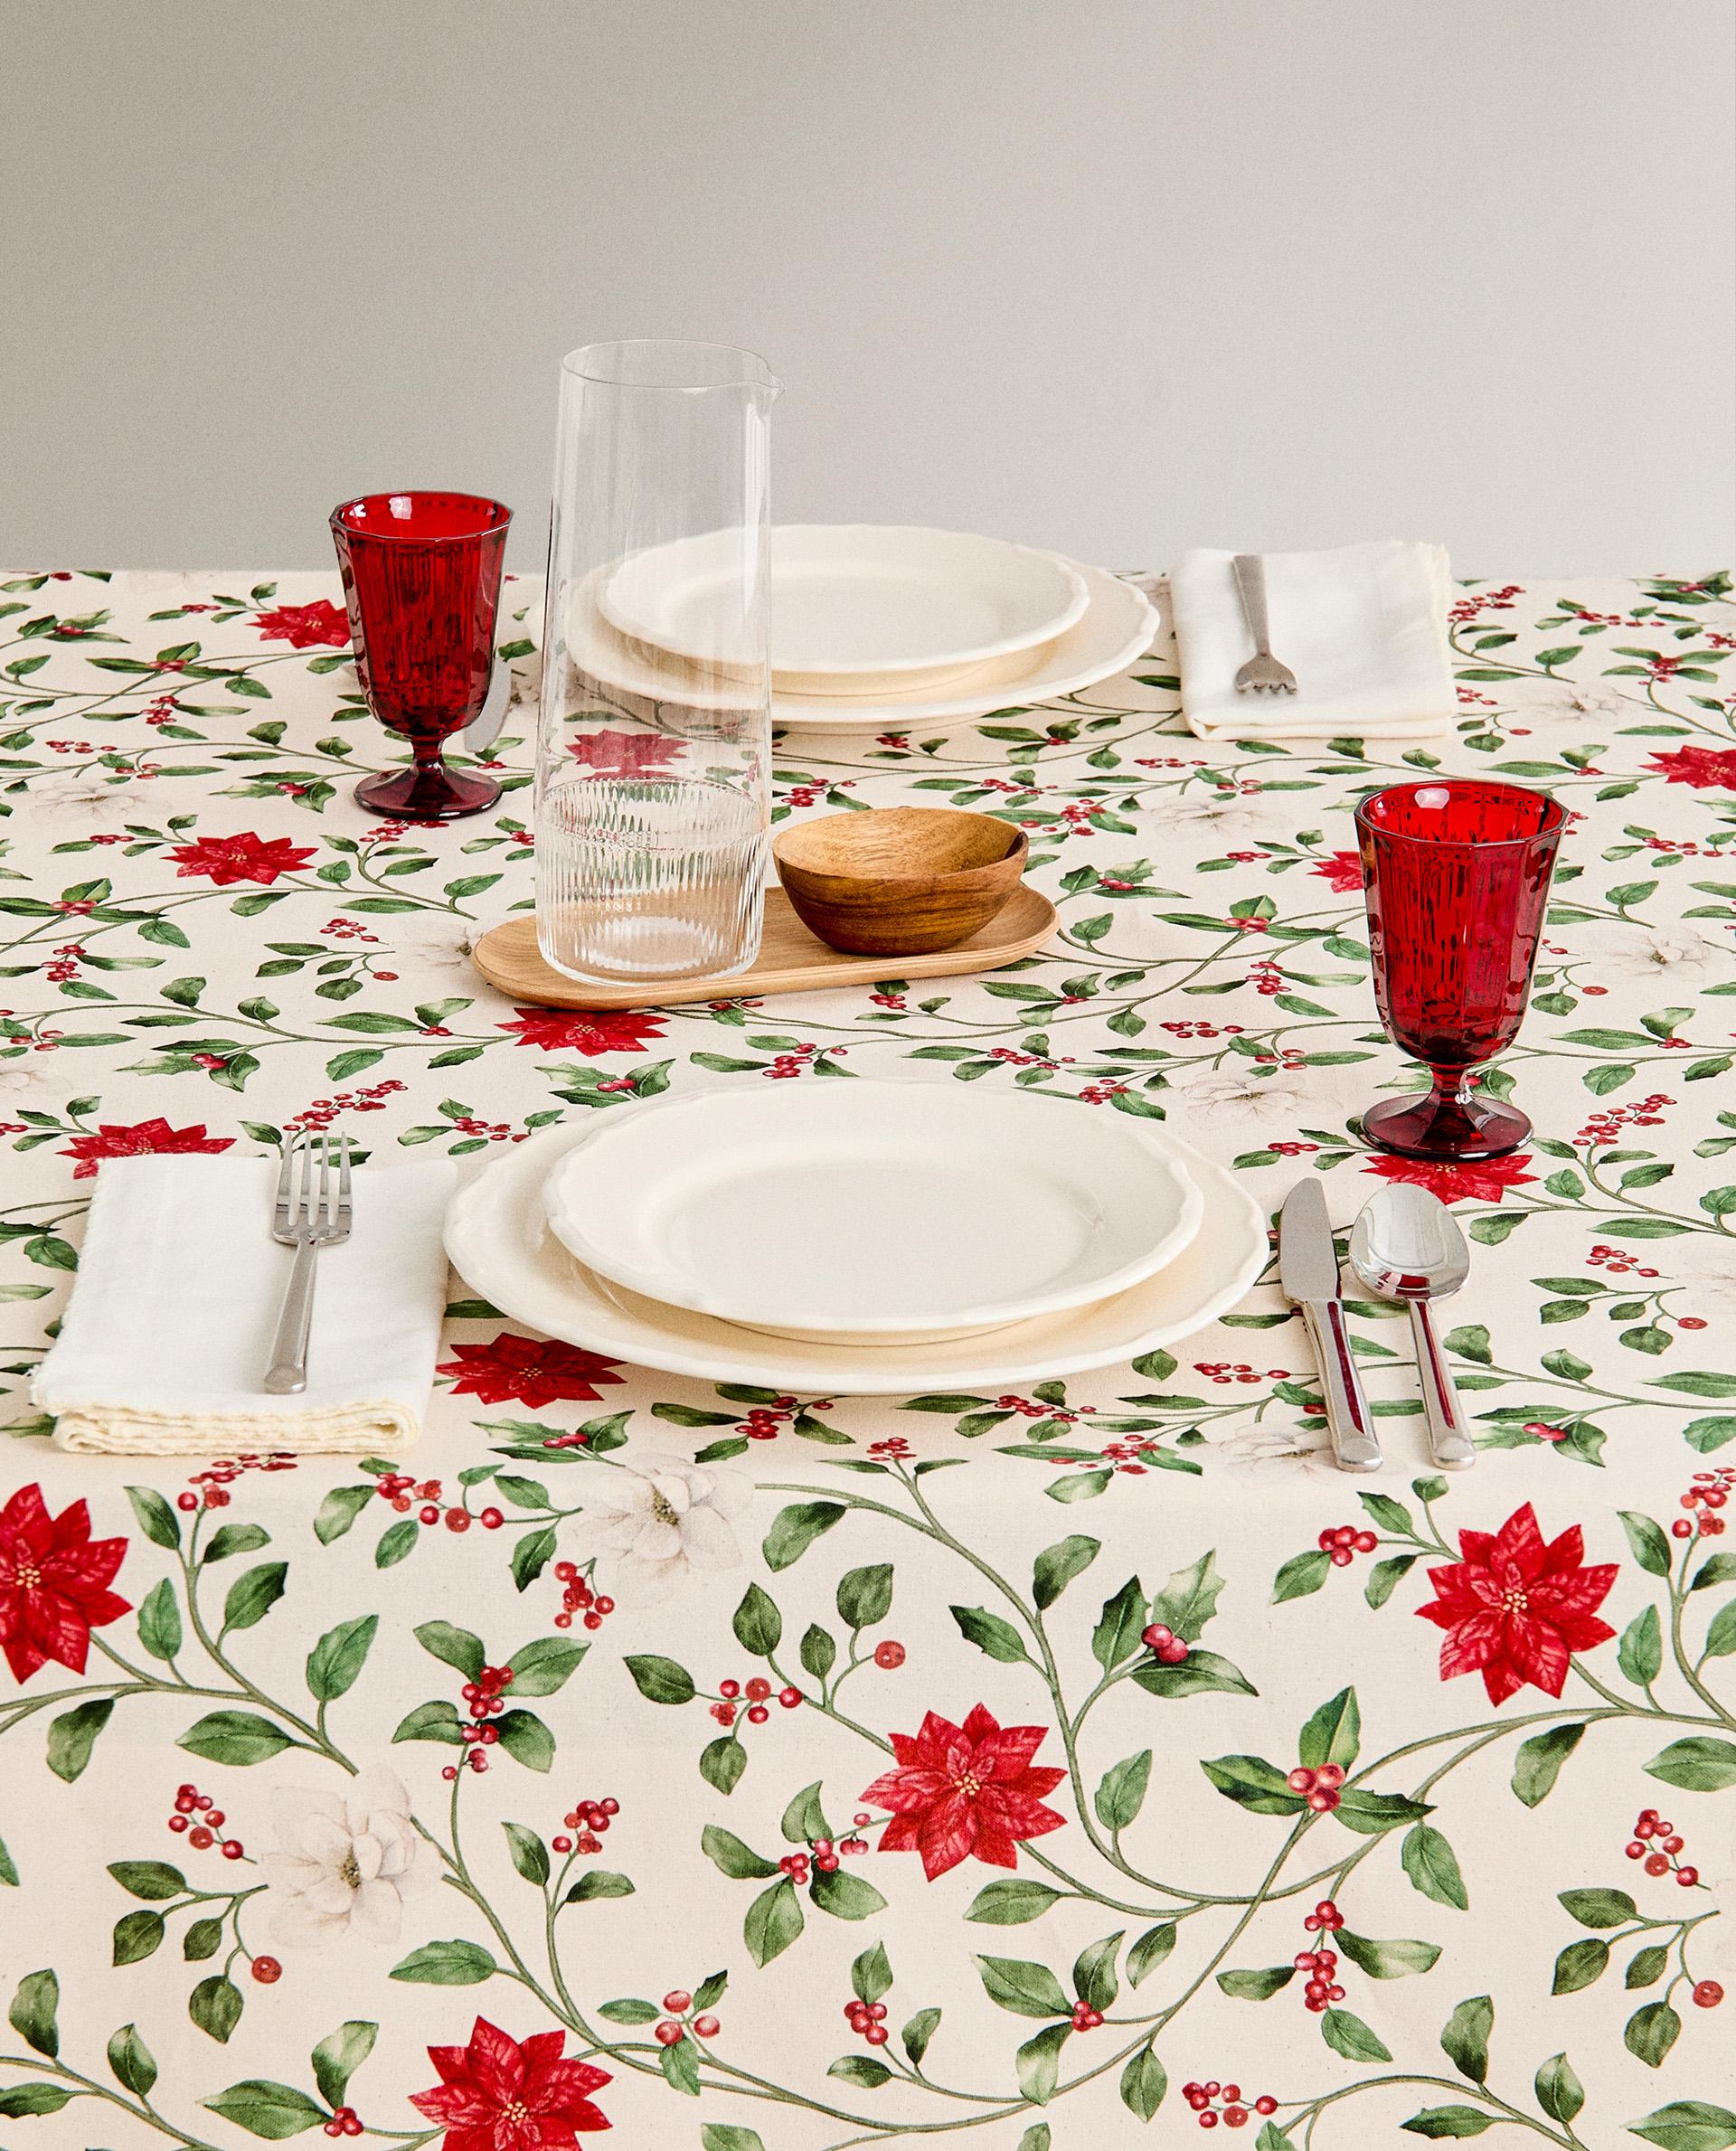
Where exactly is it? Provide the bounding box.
[602,524,1091,677]
[444,1120,1267,1396]
[540,1080,1205,1335]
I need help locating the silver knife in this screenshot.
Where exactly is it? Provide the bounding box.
[1279,1179,1382,1473]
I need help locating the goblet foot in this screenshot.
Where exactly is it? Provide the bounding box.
[1363,1086,1531,1162]
[355,762,500,824]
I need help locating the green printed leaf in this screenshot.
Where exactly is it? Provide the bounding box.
[177,1711,294,1767]
[1441,1993,1493,2082]
[1298,1686,1360,1770]
[1626,1999,1682,2068]
[974,1954,1071,2019]
[1092,1575,1146,1668]
[310,2021,376,2110]
[306,1613,377,1702]
[221,1560,288,1632]
[203,2079,328,2137]
[1552,1939,1609,1994]
[837,1562,892,1629]
[1219,1965,1295,1999]
[1032,1533,1100,1608]
[1119,2045,1167,2122]
[1512,1722,1584,1806]
[1401,2110,1492,2138]
[108,2021,158,2097]
[732,1582,782,1656]
[1321,2006,1392,2061]
[390,1939,497,1985]
[624,1655,695,1705]
[763,1500,844,1570]
[1401,1825,1469,1910]
[1533,2052,1584,2124]
[967,1878,1062,1924]
[1147,1549,1223,1639]
[702,1826,779,1881]
[1645,1736,1736,1791]
[8,1969,57,2057]
[951,1603,1027,1662]
[745,1875,805,1966]
[1336,1929,1442,1978]
[1094,1750,1152,1830]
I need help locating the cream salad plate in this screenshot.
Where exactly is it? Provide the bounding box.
[603,524,1091,698]
[541,1084,1203,1344]
[444,1119,1267,1398]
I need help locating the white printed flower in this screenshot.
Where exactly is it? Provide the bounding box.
[378,910,478,981]
[1169,1061,1344,1142]
[1200,1417,1343,1483]
[1660,1230,1736,1316]
[261,1767,431,1946]
[1162,788,1286,842]
[0,1050,56,1105]
[25,768,131,825]
[1575,920,1731,987]
[568,1452,750,1602]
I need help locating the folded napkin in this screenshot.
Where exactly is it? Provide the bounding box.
[1169,540,1456,741]
[33,1154,456,1456]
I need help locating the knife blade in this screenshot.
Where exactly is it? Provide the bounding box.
[1279,1179,1382,1473]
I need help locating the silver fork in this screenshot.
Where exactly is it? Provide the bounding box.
[264,1133,353,1394]
[1231,553,1298,695]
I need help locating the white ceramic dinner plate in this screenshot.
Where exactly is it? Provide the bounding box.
[444,1123,1267,1396]
[542,1084,1203,1343]
[600,525,1090,688]
[563,558,1157,731]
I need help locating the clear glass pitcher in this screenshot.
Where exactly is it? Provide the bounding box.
[536,339,780,983]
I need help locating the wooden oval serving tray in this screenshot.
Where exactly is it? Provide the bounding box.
[470,884,1058,1010]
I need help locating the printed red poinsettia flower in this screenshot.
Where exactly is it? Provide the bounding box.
[166,833,317,886]
[410,2016,610,2151]
[60,1118,233,1181]
[439,1334,627,1410]
[1363,1149,1537,1207]
[1416,1500,1618,1705]
[496,1006,666,1055]
[568,730,685,778]
[255,599,351,649]
[0,1484,131,1684]
[861,1703,1067,1880]
[1310,849,1365,894]
[1646,744,1736,790]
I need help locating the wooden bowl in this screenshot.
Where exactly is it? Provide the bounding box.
[773,807,1028,956]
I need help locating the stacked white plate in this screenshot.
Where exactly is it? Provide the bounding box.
[573,524,1158,732]
[444,1084,1267,1395]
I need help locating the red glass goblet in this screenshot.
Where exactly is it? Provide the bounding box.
[330,492,511,822]
[1356,778,1564,1160]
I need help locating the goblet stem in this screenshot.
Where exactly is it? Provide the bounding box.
[1363,1061,1533,1163]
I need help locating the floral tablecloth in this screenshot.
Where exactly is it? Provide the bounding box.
[2,566,1735,2151]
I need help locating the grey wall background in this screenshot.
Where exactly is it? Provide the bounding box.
[3,0,1731,579]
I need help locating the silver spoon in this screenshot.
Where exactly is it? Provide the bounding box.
[1349,1184,1476,1471]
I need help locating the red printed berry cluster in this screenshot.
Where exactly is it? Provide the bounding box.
[371,1473,505,1533]
[654,1991,720,2045]
[1197,1362,1287,1388]
[440,1665,514,1779]
[1674,1469,1732,1540]
[552,1795,618,1856]
[1286,1765,1345,1813]
[1297,1899,1347,2010]
[1318,1524,1379,1566]
[1627,1807,1703,1889]
[168,1782,245,1860]
[176,1452,298,1510]
[552,1563,615,1630]
[320,2108,362,2138]
[711,1675,804,1729]
[844,1996,889,2044]
[1182,2080,1278,2128]
[1141,1622,1191,1666]
[784,1817,873,1884]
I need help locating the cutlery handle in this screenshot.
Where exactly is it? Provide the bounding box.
[1409,1301,1476,1469]
[264,1240,318,1395]
[1298,1298,1382,1472]
[1232,553,1272,656]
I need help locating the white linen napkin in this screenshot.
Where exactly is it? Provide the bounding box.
[1169,540,1456,741]
[33,1154,456,1456]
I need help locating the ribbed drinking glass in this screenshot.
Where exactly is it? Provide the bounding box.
[537,340,779,983]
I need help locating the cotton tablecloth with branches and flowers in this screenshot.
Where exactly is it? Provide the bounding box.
[2,565,1736,2151]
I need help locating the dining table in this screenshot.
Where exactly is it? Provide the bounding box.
[2,562,1734,2151]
